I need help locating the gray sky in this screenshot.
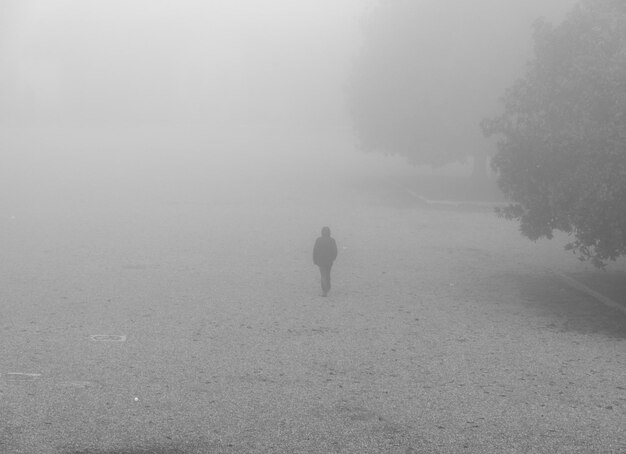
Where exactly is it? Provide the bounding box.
[1,0,364,128]
[1,0,576,129]
[0,0,578,208]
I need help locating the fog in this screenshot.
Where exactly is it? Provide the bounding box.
[0,0,577,212]
[1,0,361,125]
[5,5,626,453]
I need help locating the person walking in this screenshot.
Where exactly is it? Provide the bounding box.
[313,226,338,297]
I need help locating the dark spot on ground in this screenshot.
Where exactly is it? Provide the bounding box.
[64,448,192,454]
[516,273,626,339]
[567,270,626,308]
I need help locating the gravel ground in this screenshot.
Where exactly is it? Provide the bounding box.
[1,179,625,454]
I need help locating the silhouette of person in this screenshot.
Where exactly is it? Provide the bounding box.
[313,226,338,297]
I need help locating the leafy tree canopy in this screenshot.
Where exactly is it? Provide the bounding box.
[483,0,626,266]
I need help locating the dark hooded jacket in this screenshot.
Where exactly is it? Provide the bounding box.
[313,228,337,267]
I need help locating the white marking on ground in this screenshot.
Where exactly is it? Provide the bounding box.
[89,334,126,342]
[404,189,506,208]
[57,381,99,388]
[3,373,42,380]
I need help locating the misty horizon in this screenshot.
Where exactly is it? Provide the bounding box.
[0,0,578,209]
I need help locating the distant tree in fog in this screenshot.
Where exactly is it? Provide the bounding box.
[483,0,626,267]
[347,0,479,173]
[347,1,575,178]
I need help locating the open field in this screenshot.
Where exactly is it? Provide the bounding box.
[1,128,625,453]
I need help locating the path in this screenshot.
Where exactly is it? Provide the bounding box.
[1,185,625,453]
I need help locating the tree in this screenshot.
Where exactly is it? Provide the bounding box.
[346,0,575,177]
[348,1,478,170]
[483,0,626,267]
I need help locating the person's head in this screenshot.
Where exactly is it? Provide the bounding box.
[321,226,331,237]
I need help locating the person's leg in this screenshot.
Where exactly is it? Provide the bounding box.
[320,265,331,296]
[326,264,332,293]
